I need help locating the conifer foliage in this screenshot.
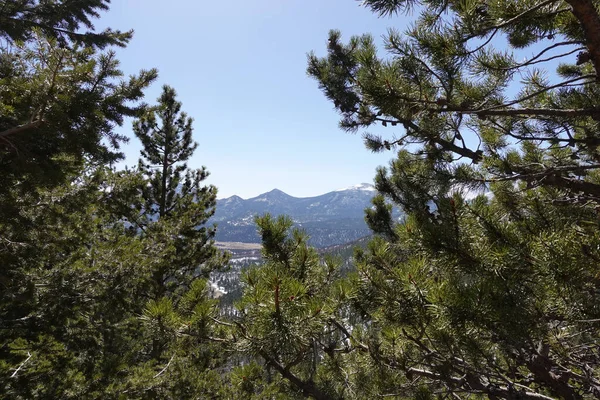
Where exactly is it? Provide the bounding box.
[135,86,203,219]
[7,0,600,398]
[0,2,228,397]
[232,215,348,400]
[308,0,600,205]
[304,0,600,398]
[0,38,157,200]
[0,0,131,48]
[133,85,228,296]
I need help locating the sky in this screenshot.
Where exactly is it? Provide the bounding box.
[97,0,407,199]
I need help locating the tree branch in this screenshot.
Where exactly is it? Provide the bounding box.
[463,0,560,41]
[0,120,43,139]
[10,352,32,378]
[259,350,331,400]
[566,0,600,80]
[481,42,584,71]
[408,367,557,400]
[329,318,369,351]
[153,353,175,378]
[483,74,595,111]
[471,107,600,118]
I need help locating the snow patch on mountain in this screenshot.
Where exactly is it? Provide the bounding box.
[335,183,376,192]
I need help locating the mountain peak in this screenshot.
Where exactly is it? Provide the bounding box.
[258,188,291,198]
[213,184,400,247]
[222,194,242,202]
[248,188,293,203]
[266,188,286,195]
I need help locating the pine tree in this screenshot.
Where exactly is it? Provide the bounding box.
[0,0,131,48]
[0,166,157,398]
[112,86,233,397]
[0,2,164,396]
[308,0,600,205]
[229,215,353,400]
[0,35,157,225]
[305,0,600,398]
[0,1,156,207]
[133,85,228,297]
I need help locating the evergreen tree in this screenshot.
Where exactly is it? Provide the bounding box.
[0,35,156,224]
[0,37,157,395]
[308,0,600,205]
[229,215,354,400]
[0,0,131,48]
[133,85,228,297]
[118,87,233,398]
[0,3,147,200]
[304,0,600,398]
[0,2,166,397]
[0,167,156,398]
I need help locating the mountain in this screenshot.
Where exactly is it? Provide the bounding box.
[213,184,380,247]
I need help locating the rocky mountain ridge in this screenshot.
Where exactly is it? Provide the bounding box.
[212,184,379,247]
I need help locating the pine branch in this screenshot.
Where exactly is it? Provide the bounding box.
[482,74,596,111]
[0,120,43,138]
[566,0,600,81]
[407,368,557,400]
[475,164,600,200]
[469,107,600,118]
[481,41,584,71]
[462,0,562,42]
[329,318,369,351]
[258,350,331,400]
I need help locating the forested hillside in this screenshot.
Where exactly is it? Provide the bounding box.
[3,0,600,399]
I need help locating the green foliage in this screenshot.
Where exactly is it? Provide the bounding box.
[305,0,600,398]
[308,0,600,205]
[0,168,154,398]
[0,0,132,48]
[1,139,229,398]
[135,86,201,218]
[0,2,230,398]
[231,215,352,400]
[9,0,600,398]
[348,182,600,398]
[132,85,229,297]
[0,35,156,223]
[0,9,161,392]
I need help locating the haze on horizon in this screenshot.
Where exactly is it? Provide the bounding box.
[98,0,407,199]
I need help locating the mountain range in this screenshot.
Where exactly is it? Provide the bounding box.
[212,183,380,247]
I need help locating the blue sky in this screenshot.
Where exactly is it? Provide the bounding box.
[98,0,405,199]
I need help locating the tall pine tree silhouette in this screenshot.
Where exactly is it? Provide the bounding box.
[134,85,227,297]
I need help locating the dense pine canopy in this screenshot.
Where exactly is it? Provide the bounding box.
[3,0,600,399]
[302,0,600,398]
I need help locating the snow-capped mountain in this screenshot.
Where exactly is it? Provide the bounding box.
[213,184,381,247]
[335,183,377,192]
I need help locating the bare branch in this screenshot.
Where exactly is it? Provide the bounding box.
[153,354,175,378]
[10,352,32,378]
